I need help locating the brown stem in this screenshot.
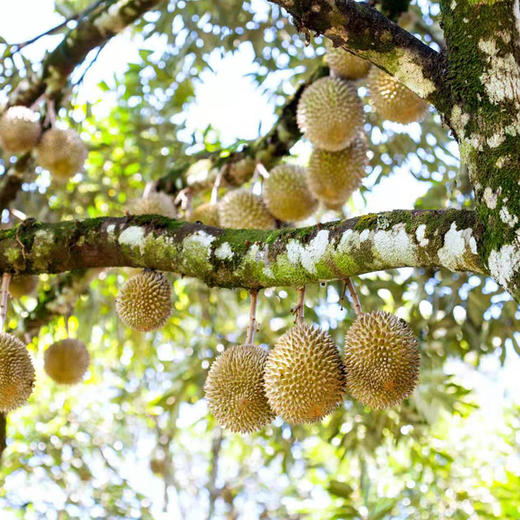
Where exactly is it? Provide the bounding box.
[345,278,362,316]
[0,274,11,331]
[296,286,306,324]
[246,289,258,344]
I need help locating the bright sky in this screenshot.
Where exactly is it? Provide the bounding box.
[1,3,519,518]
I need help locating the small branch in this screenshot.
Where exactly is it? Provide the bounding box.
[246,289,258,344]
[8,0,164,108]
[155,65,329,196]
[268,0,446,107]
[345,278,362,316]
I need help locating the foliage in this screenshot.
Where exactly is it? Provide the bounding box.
[0,0,518,518]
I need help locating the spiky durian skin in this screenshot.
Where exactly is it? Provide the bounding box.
[0,106,41,154]
[44,339,90,385]
[264,323,346,424]
[228,158,256,185]
[9,275,38,299]
[307,136,368,205]
[36,128,87,179]
[130,192,176,218]
[344,311,420,409]
[116,270,172,331]
[218,189,276,229]
[0,333,35,412]
[325,41,370,80]
[368,68,428,124]
[263,164,318,222]
[189,202,220,226]
[296,76,363,152]
[204,344,274,433]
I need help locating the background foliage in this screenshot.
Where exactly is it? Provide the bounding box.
[0,0,519,518]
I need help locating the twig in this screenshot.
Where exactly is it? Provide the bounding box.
[0,274,11,331]
[73,43,106,87]
[210,167,224,204]
[296,286,305,323]
[345,278,362,316]
[246,289,258,344]
[6,0,107,56]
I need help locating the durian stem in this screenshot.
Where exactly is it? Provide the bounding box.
[246,289,259,344]
[46,98,57,127]
[296,286,306,323]
[345,278,362,316]
[210,168,224,204]
[0,273,11,331]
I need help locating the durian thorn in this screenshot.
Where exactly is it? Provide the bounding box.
[345,278,363,316]
[246,289,259,344]
[296,286,306,324]
[210,167,224,204]
[0,273,11,331]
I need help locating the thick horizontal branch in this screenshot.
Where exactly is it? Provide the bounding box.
[156,65,329,195]
[268,0,447,108]
[0,210,485,288]
[8,0,164,107]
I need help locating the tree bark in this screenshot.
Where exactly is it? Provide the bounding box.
[0,210,485,289]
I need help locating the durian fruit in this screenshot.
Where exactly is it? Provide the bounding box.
[264,323,346,424]
[368,68,428,124]
[228,157,256,185]
[36,127,87,179]
[150,457,167,475]
[189,202,220,226]
[9,275,38,299]
[116,270,171,331]
[307,136,368,205]
[204,344,274,433]
[0,332,35,412]
[130,192,176,218]
[344,311,420,409]
[296,76,363,151]
[218,189,276,229]
[325,40,370,80]
[44,339,90,385]
[0,106,41,154]
[262,164,318,222]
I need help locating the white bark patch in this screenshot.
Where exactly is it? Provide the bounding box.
[215,242,234,260]
[487,132,505,148]
[437,223,477,271]
[286,230,330,274]
[483,187,498,209]
[119,226,145,250]
[450,105,470,138]
[183,230,215,249]
[94,1,131,36]
[415,224,429,247]
[106,224,116,236]
[373,224,416,266]
[488,243,520,288]
[395,55,436,98]
[499,206,519,227]
[478,39,520,105]
[515,0,520,41]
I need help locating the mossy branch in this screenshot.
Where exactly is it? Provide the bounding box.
[268,0,448,109]
[0,210,485,289]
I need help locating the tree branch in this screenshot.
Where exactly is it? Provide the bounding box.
[0,210,485,288]
[156,65,330,194]
[8,0,164,107]
[268,0,447,109]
